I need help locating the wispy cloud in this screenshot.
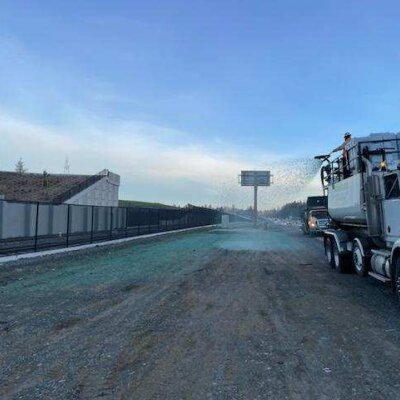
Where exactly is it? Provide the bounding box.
[0,34,320,209]
[0,111,321,208]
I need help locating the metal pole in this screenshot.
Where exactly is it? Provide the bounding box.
[125,207,128,237]
[90,206,94,243]
[254,185,258,227]
[66,204,70,247]
[34,202,39,252]
[110,207,113,239]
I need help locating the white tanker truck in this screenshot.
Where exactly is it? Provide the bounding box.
[317,133,400,298]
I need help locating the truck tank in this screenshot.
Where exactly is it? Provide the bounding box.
[328,173,366,224]
[327,133,400,226]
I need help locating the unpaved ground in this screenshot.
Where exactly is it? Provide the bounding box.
[1,223,400,399]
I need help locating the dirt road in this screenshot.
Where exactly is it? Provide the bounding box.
[1,223,400,399]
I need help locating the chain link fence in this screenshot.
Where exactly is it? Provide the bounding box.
[0,200,221,255]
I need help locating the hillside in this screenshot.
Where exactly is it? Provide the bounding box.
[118,199,177,209]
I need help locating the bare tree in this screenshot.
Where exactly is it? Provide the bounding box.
[15,158,27,174]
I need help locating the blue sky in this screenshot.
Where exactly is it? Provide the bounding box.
[1,0,400,208]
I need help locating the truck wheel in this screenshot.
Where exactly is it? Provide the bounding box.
[324,236,334,268]
[352,240,368,277]
[332,240,348,273]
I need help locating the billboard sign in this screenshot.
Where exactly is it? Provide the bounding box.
[240,170,271,186]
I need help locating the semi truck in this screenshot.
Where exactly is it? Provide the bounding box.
[301,196,329,235]
[316,133,400,299]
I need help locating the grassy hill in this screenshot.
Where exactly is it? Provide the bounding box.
[118,200,177,209]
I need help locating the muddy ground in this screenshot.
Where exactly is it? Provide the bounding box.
[1,223,400,399]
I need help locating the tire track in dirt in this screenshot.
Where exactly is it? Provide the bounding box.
[3,225,400,399]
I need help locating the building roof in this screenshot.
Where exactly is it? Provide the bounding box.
[0,171,103,204]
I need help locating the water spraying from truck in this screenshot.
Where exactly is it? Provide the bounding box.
[214,157,323,210]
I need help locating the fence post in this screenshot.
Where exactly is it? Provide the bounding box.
[125,207,129,237]
[148,209,151,234]
[110,207,113,239]
[157,209,160,232]
[90,206,94,243]
[66,204,70,247]
[34,202,39,252]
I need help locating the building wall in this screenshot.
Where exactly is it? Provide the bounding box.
[65,170,120,207]
[0,170,121,239]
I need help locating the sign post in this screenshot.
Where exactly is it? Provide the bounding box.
[254,185,258,226]
[239,170,271,226]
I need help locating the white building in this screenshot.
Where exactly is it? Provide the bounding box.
[0,169,120,207]
[65,170,120,207]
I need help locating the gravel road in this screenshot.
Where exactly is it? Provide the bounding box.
[1,223,400,399]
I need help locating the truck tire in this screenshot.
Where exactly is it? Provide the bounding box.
[352,240,368,277]
[332,240,349,273]
[324,236,334,268]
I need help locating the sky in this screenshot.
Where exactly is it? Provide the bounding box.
[1,0,400,209]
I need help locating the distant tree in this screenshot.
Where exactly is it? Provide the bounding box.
[42,170,50,187]
[15,158,27,174]
[265,201,306,219]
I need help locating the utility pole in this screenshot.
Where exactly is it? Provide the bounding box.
[64,157,70,174]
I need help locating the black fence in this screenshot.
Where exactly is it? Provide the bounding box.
[0,200,221,256]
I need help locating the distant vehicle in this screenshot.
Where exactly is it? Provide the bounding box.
[316,133,400,300]
[301,196,329,235]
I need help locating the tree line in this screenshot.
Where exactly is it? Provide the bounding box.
[262,201,306,219]
[223,201,306,219]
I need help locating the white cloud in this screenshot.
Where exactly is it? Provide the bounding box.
[0,112,321,208]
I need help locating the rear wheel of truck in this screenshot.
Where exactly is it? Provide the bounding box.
[352,240,368,277]
[332,240,348,273]
[324,236,334,268]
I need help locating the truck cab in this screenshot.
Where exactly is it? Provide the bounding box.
[302,196,329,235]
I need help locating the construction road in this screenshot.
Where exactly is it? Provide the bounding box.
[1,222,400,400]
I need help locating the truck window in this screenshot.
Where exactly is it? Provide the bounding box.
[310,210,328,219]
[384,174,400,199]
